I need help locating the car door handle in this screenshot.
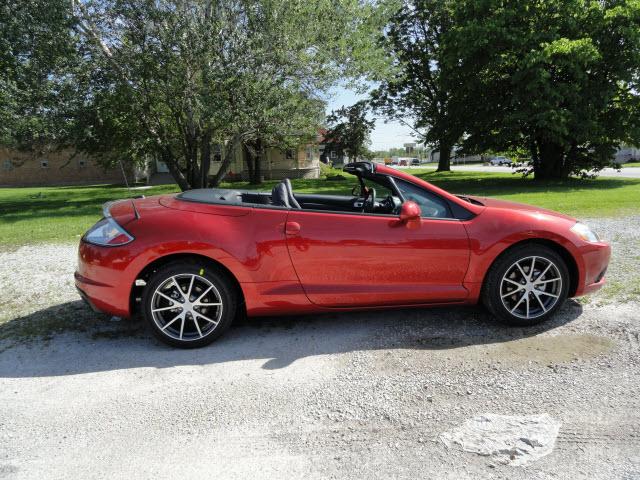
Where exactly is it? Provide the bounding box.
[285,221,301,236]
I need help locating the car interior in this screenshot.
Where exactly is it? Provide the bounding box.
[177,162,474,219]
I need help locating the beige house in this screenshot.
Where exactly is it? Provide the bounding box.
[148,142,321,185]
[0,147,125,187]
[1,139,320,187]
[214,143,321,181]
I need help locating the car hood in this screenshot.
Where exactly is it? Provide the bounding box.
[470,196,576,222]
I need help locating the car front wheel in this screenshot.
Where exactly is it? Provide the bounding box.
[482,245,569,326]
[142,262,237,348]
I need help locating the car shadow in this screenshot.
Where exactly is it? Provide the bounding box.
[0,299,584,378]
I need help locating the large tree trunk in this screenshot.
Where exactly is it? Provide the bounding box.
[243,142,255,183]
[200,131,211,188]
[251,137,263,185]
[436,141,452,172]
[162,149,190,191]
[211,135,241,186]
[534,140,567,180]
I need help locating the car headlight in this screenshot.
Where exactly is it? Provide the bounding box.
[570,222,600,242]
[83,217,134,246]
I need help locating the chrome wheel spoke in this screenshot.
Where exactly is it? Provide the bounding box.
[195,286,213,304]
[161,313,182,331]
[535,278,560,285]
[533,291,547,312]
[152,305,180,313]
[502,287,523,299]
[537,290,559,299]
[510,292,527,313]
[186,274,195,298]
[157,292,178,304]
[534,263,552,282]
[195,313,219,326]
[194,301,222,307]
[193,316,203,338]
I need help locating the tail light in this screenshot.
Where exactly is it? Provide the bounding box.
[83,201,134,246]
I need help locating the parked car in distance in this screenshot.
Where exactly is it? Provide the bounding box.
[411,158,420,166]
[76,161,610,348]
[489,156,513,166]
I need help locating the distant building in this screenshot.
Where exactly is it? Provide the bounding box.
[0,147,126,187]
[318,129,346,165]
[614,145,640,164]
[144,141,321,185]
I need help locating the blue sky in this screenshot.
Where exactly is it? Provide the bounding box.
[323,86,418,151]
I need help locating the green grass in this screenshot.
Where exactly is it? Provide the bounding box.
[622,161,640,167]
[1,169,639,245]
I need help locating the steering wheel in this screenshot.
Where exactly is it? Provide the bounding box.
[363,187,376,213]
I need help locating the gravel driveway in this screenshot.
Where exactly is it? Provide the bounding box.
[0,217,638,479]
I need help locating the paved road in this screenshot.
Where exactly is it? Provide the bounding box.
[398,164,640,178]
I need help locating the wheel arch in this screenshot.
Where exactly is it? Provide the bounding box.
[482,238,579,298]
[130,253,246,317]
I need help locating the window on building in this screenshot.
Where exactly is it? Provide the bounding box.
[2,159,13,171]
[285,149,295,160]
[330,150,337,159]
[40,159,49,169]
[77,158,87,168]
[306,146,313,161]
[213,144,222,162]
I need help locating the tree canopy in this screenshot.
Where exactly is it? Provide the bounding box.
[371,0,463,172]
[450,0,640,179]
[323,101,375,162]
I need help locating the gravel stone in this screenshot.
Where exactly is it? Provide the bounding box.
[0,217,638,479]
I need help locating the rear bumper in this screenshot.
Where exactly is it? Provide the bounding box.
[74,241,135,317]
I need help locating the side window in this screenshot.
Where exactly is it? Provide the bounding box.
[394,179,452,218]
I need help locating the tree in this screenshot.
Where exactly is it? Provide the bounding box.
[371,0,463,172]
[1,0,386,190]
[451,0,640,179]
[323,101,375,162]
[69,0,358,190]
[0,0,79,150]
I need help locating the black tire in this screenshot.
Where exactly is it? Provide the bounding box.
[482,244,570,326]
[142,261,237,348]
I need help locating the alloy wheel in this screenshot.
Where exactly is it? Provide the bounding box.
[499,256,563,320]
[150,273,223,341]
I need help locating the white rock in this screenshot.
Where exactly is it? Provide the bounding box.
[440,413,561,466]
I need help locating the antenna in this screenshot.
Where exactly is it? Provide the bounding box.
[118,159,133,197]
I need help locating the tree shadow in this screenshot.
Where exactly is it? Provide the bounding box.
[0,299,584,378]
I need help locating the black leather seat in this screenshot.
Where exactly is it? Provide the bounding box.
[271,182,290,208]
[283,178,301,209]
[271,179,301,209]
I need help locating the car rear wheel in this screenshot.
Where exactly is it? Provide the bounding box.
[482,245,569,326]
[142,262,237,348]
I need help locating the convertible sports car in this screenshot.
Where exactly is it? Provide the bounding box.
[75,161,610,348]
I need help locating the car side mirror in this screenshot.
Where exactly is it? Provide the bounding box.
[399,201,421,222]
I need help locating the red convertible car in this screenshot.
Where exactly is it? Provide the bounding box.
[75,161,610,348]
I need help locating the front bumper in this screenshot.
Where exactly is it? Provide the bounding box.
[573,241,611,297]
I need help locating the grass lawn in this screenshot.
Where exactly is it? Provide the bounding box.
[622,161,640,167]
[1,169,639,245]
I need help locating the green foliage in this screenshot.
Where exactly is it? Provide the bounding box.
[0,0,79,149]
[450,0,640,179]
[2,0,387,190]
[323,101,375,161]
[371,0,463,171]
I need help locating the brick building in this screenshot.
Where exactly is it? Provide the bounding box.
[0,147,126,187]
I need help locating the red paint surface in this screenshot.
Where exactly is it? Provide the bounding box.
[75,165,611,318]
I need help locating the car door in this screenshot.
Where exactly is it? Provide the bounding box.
[284,209,471,307]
